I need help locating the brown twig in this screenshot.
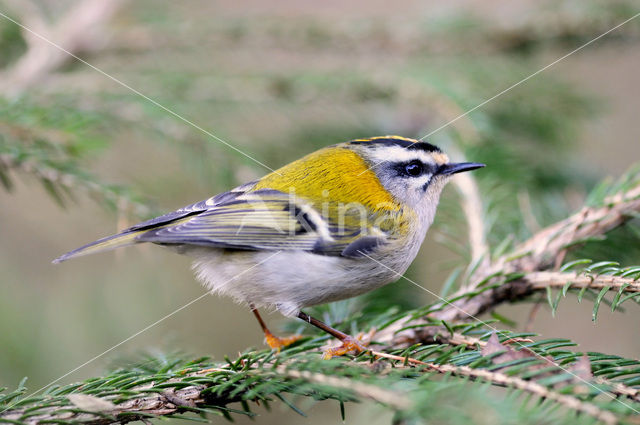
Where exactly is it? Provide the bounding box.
[595,377,640,404]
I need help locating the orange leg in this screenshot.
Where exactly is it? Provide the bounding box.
[297,311,368,359]
[251,306,302,351]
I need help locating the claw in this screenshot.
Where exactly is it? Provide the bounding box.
[322,334,369,360]
[265,332,303,352]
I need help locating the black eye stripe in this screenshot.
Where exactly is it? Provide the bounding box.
[392,160,432,178]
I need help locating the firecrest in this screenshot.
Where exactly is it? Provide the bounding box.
[54,136,484,357]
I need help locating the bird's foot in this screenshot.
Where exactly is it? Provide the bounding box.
[265,331,303,352]
[322,334,369,360]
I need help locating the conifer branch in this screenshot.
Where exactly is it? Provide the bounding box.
[485,181,640,278]
[524,271,640,293]
[595,377,640,404]
[434,179,640,322]
[3,346,630,425]
[0,365,411,425]
[375,171,640,352]
[275,368,411,410]
[370,351,618,425]
[424,363,617,425]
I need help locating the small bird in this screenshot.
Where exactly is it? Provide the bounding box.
[54,136,484,357]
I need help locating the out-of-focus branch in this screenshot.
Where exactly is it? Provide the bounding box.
[370,351,617,425]
[1,0,49,38]
[485,182,640,278]
[379,272,640,346]
[398,82,490,279]
[435,181,640,322]
[375,178,640,337]
[277,368,410,410]
[423,362,616,425]
[453,171,489,281]
[432,270,640,324]
[0,0,126,96]
[0,153,150,217]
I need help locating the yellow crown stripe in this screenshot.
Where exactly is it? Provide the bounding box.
[368,135,418,143]
[350,135,419,144]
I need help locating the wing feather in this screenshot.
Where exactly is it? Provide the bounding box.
[136,189,359,253]
[54,183,387,263]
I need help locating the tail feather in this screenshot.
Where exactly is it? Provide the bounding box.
[52,230,143,264]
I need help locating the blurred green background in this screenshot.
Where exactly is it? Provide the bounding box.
[1,1,639,423]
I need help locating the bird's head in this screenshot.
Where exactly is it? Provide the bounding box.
[347,136,484,214]
[254,136,484,233]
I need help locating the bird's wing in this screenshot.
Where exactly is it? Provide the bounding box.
[124,180,257,232]
[54,185,384,263]
[136,188,372,255]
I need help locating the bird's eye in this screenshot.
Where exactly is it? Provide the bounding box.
[404,161,423,177]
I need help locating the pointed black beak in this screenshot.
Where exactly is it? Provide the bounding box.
[439,162,485,175]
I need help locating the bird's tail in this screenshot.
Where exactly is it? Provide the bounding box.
[52,230,143,264]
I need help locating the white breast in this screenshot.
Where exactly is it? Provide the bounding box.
[189,235,422,317]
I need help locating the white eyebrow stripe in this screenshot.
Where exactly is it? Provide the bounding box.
[368,146,436,165]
